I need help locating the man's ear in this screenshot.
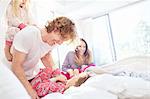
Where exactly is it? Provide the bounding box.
[53,28,59,33]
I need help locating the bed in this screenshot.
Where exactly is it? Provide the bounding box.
[0,56,150,99]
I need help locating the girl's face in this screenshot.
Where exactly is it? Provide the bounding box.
[19,0,27,8]
[76,40,86,55]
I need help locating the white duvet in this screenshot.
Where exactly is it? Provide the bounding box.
[44,56,150,99]
[43,86,117,99]
[43,74,150,99]
[81,74,150,99]
[1,56,150,99]
[0,62,117,99]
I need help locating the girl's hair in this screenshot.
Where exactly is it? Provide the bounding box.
[74,75,90,87]
[74,38,92,66]
[11,0,30,17]
[45,16,76,42]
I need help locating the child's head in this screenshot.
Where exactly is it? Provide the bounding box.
[45,17,77,46]
[11,0,30,16]
[19,0,29,8]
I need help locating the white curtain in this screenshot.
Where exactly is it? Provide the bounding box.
[0,0,11,18]
[0,0,11,61]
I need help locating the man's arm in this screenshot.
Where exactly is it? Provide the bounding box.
[41,52,54,68]
[12,49,39,99]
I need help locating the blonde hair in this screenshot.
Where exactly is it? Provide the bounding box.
[74,38,92,66]
[11,0,30,17]
[45,16,76,41]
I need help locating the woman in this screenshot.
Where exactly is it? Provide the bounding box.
[62,38,95,79]
[11,16,77,99]
[4,0,35,61]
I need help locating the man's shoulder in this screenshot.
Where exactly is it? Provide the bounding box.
[25,25,39,32]
[18,25,39,35]
[14,26,40,42]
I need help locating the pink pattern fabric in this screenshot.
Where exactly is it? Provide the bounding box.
[81,63,96,72]
[5,41,13,46]
[18,23,26,30]
[5,27,20,46]
[61,63,96,80]
[61,71,71,80]
[5,23,26,46]
[30,68,66,97]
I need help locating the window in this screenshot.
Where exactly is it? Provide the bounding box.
[91,16,113,65]
[110,0,150,60]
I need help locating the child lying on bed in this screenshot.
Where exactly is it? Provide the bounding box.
[30,67,90,97]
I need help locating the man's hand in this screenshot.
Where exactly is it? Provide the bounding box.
[28,89,40,99]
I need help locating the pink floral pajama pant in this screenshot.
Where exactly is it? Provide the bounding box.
[30,68,65,97]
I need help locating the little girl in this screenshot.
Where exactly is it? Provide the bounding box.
[30,68,67,97]
[30,67,90,97]
[4,0,35,61]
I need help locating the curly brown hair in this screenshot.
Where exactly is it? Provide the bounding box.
[45,17,77,41]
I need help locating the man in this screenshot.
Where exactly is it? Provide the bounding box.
[11,16,77,99]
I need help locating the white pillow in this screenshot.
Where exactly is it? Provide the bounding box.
[0,62,30,99]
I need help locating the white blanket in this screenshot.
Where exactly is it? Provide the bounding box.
[43,86,117,99]
[43,74,150,99]
[1,56,150,99]
[81,74,150,99]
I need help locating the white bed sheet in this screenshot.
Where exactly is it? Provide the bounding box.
[1,56,150,99]
[43,86,117,99]
[0,60,117,99]
[44,74,150,99]
[82,74,150,99]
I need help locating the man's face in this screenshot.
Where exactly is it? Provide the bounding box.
[46,31,64,46]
